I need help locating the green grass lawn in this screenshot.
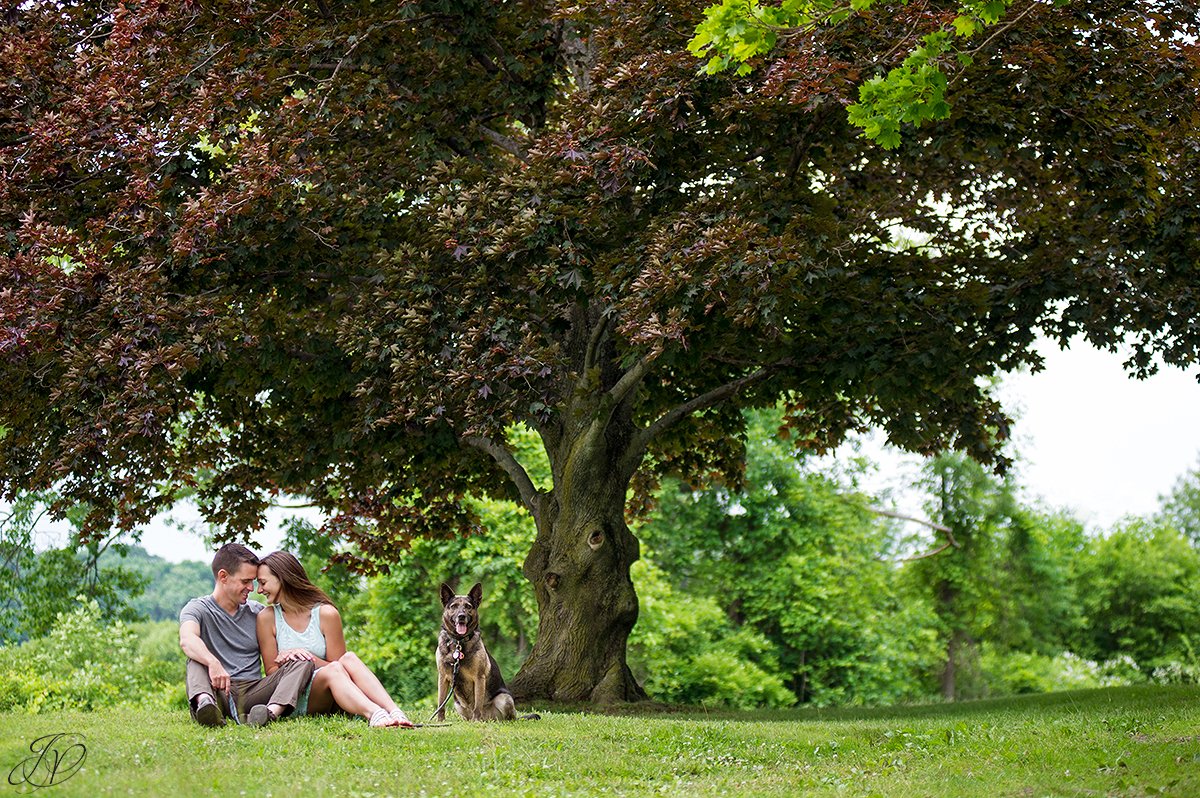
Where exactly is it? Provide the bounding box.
[3,686,1198,797]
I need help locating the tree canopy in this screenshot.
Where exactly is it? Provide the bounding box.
[2,0,1198,701]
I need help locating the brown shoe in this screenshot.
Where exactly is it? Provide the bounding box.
[246,705,273,727]
[195,699,224,728]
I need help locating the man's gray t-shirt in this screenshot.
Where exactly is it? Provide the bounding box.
[180,596,265,680]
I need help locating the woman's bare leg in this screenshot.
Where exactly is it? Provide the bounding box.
[338,651,400,714]
[306,661,392,723]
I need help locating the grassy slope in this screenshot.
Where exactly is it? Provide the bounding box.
[2,686,1198,797]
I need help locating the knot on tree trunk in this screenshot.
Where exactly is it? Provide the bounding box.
[513,490,646,704]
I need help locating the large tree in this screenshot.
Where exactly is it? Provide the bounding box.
[1,0,1197,703]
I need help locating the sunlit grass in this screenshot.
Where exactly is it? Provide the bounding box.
[2,686,1198,797]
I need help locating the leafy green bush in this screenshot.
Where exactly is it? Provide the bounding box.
[1074,521,1200,670]
[974,645,1152,696]
[129,618,189,709]
[0,598,183,712]
[629,559,794,708]
[1150,634,1200,685]
[638,409,945,707]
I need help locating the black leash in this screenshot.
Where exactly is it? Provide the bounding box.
[424,639,463,725]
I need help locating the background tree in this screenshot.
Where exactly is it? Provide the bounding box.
[640,408,941,705]
[904,454,1089,699]
[906,452,1012,700]
[2,1,1198,703]
[1158,458,1200,548]
[101,545,213,623]
[987,505,1084,658]
[1073,519,1200,671]
[1,492,148,643]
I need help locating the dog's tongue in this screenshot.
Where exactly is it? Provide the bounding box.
[456,621,468,636]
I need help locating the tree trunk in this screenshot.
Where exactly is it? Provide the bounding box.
[937,574,961,701]
[509,418,647,704]
[941,628,965,701]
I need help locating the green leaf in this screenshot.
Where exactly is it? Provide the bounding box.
[953,16,977,38]
[979,0,1008,24]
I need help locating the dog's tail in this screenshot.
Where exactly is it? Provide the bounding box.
[519,712,541,721]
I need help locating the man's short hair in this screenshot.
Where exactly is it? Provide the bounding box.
[211,543,259,579]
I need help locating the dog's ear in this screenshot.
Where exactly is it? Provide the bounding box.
[440,583,455,607]
[468,582,483,608]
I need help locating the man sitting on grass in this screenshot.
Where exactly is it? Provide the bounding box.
[179,543,314,727]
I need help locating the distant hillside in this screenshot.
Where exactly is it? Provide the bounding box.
[101,545,212,622]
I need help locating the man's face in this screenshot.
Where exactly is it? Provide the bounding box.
[219,562,258,605]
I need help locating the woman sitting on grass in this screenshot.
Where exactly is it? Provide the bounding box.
[256,550,413,729]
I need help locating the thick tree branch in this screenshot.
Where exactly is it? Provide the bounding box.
[583,310,611,373]
[317,20,403,112]
[629,362,784,459]
[479,125,528,162]
[867,506,954,537]
[866,506,960,562]
[607,352,656,407]
[897,540,956,562]
[464,435,540,513]
[558,20,597,96]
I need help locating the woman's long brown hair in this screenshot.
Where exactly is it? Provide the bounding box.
[261,551,336,612]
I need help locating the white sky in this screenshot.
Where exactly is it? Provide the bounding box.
[123,501,315,565]
[24,337,1200,563]
[998,338,1200,526]
[848,337,1200,531]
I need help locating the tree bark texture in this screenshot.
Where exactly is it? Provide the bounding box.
[937,575,962,701]
[941,627,966,701]
[509,410,648,704]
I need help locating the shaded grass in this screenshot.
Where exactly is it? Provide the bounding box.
[2,686,1198,797]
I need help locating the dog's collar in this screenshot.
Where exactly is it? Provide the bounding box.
[444,628,478,643]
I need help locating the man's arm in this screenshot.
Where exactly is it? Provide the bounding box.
[180,619,231,692]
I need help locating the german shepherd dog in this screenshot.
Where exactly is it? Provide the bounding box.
[436,582,519,721]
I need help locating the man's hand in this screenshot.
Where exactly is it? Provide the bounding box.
[208,661,231,692]
[275,648,315,664]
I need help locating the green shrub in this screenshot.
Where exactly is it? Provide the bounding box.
[0,598,183,712]
[976,645,1149,696]
[128,619,189,709]
[1150,634,1200,685]
[629,559,795,708]
[1074,521,1200,669]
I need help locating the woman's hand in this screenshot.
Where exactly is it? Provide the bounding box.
[275,648,315,664]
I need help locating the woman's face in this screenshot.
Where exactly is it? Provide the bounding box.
[257,564,282,605]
